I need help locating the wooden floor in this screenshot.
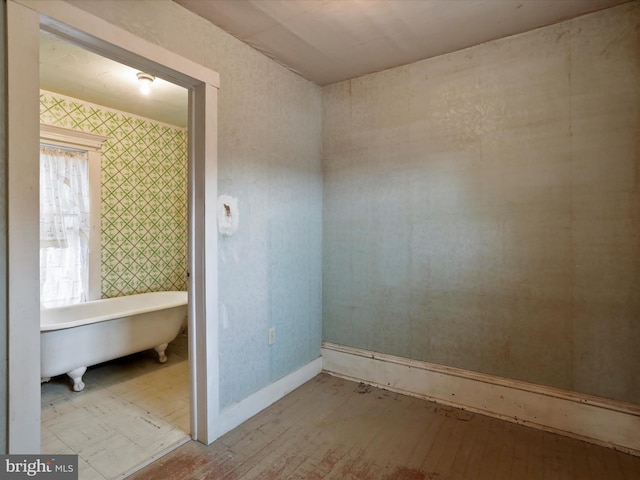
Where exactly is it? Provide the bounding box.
[130,373,640,480]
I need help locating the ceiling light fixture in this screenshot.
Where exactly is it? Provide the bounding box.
[136,72,155,95]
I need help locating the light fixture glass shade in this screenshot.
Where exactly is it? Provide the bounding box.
[136,72,155,95]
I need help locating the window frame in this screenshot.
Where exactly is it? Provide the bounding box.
[40,123,107,301]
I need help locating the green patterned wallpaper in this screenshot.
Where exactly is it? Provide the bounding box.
[40,91,188,298]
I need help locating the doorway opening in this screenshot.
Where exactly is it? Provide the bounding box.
[39,31,192,477]
[6,0,219,459]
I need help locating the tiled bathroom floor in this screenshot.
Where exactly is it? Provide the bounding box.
[41,334,191,480]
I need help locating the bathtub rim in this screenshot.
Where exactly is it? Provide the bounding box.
[40,291,188,332]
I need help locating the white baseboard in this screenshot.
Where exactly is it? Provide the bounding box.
[321,342,640,456]
[215,357,323,438]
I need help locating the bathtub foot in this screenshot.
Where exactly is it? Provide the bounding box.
[154,343,169,363]
[67,367,87,392]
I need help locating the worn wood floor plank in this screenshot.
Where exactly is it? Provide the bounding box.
[507,422,534,479]
[570,439,593,480]
[543,431,564,479]
[219,376,352,479]
[129,374,640,480]
[238,432,312,480]
[491,422,516,480]
[401,404,448,471]
[594,443,628,480]
[473,421,503,480]
[318,389,393,479]
[446,412,482,480]
[555,430,580,479]
[372,396,440,473]
[617,447,640,480]
[520,427,546,480]
[458,415,494,479]
[420,407,469,475]
[275,436,349,480]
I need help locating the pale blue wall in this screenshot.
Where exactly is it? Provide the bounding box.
[217,70,322,406]
[322,3,640,405]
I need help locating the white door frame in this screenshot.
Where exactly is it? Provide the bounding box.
[6,0,220,452]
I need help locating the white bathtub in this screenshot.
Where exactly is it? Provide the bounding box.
[41,291,188,392]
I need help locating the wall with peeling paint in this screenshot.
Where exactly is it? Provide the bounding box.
[322,2,640,404]
[69,0,323,409]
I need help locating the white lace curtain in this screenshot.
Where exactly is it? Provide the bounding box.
[40,146,90,308]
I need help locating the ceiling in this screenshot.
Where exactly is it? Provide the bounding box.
[40,31,189,128]
[175,0,628,86]
[40,0,628,127]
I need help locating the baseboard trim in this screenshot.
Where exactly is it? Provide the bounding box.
[216,357,323,438]
[321,342,640,456]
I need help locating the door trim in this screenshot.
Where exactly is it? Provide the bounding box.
[7,0,220,451]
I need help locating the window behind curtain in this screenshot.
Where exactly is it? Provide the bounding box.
[39,145,90,308]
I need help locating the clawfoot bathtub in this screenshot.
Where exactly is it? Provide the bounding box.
[41,291,187,392]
